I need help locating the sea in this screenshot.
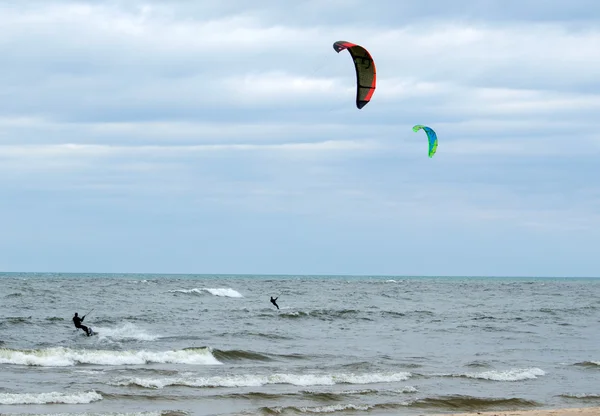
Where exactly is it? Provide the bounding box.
[0,273,599,416]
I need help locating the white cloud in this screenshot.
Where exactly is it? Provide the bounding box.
[0,140,374,158]
[223,72,347,105]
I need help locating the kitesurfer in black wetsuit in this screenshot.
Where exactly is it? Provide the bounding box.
[73,312,91,336]
[270,296,279,310]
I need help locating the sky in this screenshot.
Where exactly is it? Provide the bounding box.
[1,0,599,277]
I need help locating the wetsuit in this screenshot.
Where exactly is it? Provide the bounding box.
[73,314,90,336]
[270,297,279,310]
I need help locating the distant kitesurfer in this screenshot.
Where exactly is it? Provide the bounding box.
[73,312,91,336]
[270,296,279,310]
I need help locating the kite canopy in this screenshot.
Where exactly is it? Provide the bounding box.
[412,125,438,158]
[333,41,376,109]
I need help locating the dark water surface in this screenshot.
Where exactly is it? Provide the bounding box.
[1,273,599,415]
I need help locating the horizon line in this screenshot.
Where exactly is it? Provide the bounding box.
[0,271,598,279]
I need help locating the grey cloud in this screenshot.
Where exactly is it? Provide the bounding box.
[98,0,600,26]
[0,0,598,155]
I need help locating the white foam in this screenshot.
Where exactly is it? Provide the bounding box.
[74,369,105,375]
[169,287,243,297]
[296,404,371,413]
[203,288,243,297]
[324,389,376,395]
[0,391,102,404]
[395,386,418,393]
[320,386,417,395]
[0,347,222,367]
[115,371,412,389]
[464,367,546,381]
[95,323,160,341]
[338,372,411,384]
[563,393,600,398]
[169,288,203,295]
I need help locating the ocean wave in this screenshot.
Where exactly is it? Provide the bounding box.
[263,308,431,321]
[441,367,545,381]
[465,360,492,368]
[189,347,305,363]
[275,309,367,321]
[168,288,243,298]
[236,331,294,341]
[259,395,538,415]
[409,395,539,410]
[574,361,600,367]
[380,311,406,318]
[560,393,600,399]
[0,390,102,405]
[537,305,598,317]
[218,391,285,400]
[1,316,31,326]
[4,292,22,298]
[410,310,435,316]
[212,348,273,362]
[0,347,222,367]
[114,371,412,389]
[221,386,418,402]
[299,392,368,402]
[263,403,372,414]
[300,386,418,399]
[472,315,496,320]
[46,316,65,321]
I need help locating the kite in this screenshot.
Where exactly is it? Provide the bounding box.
[412,125,438,158]
[333,41,376,109]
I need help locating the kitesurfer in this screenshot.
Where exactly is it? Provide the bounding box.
[270,296,279,310]
[72,312,91,336]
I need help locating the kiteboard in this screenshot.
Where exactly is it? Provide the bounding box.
[82,327,98,336]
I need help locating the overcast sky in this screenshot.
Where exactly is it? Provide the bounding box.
[1,0,599,276]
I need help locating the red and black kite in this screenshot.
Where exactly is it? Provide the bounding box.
[333,41,376,109]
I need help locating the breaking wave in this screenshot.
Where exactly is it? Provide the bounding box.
[574,361,600,367]
[95,322,160,342]
[276,309,365,321]
[114,371,413,389]
[212,348,273,362]
[440,368,545,381]
[168,288,243,298]
[0,347,222,367]
[560,393,600,400]
[409,395,539,410]
[259,395,538,414]
[0,390,102,404]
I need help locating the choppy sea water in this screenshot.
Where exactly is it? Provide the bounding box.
[0,273,599,416]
